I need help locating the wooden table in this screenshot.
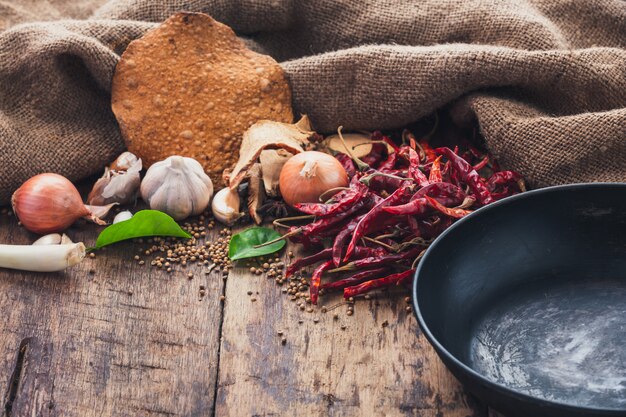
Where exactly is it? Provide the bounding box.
[0,211,499,417]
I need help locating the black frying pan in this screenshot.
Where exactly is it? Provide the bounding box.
[413,183,626,417]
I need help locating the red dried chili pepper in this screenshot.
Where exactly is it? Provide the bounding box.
[366,173,407,193]
[294,189,363,216]
[310,260,333,305]
[383,197,429,216]
[344,185,413,262]
[399,144,429,187]
[487,171,525,192]
[428,156,443,183]
[343,269,415,298]
[473,155,490,172]
[418,139,437,163]
[436,147,494,205]
[321,267,389,291]
[378,152,399,172]
[285,248,332,278]
[384,182,466,215]
[372,131,400,153]
[424,196,473,219]
[332,217,360,267]
[335,246,423,273]
[285,245,383,279]
[293,196,371,240]
[413,182,466,201]
[334,152,357,178]
[361,142,388,168]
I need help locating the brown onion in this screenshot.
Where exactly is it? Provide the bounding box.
[11,173,105,234]
[279,151,349,206]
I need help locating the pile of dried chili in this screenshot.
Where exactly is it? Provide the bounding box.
[278,130,525,304]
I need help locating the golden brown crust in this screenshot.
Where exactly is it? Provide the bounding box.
[111,12,293,186]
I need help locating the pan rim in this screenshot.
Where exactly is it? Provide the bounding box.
[412,182,626,414]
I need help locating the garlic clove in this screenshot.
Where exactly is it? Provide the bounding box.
[110,151,141,171]
[33,233,62,245]
[32,233,74,245]
[84,203,118,224]
[113,210,133,224]
[212,187,244,226]
[88,154,142,206]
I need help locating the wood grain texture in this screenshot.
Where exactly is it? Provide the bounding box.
[0,213,498,416]
[214,239,487,417]
[0,214,224,417]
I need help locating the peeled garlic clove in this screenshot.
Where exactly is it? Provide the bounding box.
[212,187,244,226]
[140,155,213,221]
[33,233,63,246]
[32,233,74,245]
[60,234,73,244]
[113,210,133,224]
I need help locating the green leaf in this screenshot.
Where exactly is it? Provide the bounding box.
[228,226,285,261]
[95,210,191,249]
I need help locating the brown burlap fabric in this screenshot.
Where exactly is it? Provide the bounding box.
[1,0,625,204]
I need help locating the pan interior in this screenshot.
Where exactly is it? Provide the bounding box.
[469,275,626,408]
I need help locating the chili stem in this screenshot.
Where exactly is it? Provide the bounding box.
[273,215,315,229]
[318,187,351,202]
[362,236,397,252]
[360,171,412,186]
[337,126,370,171]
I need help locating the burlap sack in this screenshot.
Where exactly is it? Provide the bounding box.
[1,0,624,204]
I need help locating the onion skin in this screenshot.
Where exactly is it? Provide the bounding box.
[279,151,349,206]
[11,173,90,234]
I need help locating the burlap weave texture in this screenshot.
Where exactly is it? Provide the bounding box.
[0,0,624,203]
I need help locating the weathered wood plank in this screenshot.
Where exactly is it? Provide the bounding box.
[215,242,487,417]
[0,213,224,417]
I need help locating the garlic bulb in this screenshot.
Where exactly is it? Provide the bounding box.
[140,156,213,220]
[212,187,244,226]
